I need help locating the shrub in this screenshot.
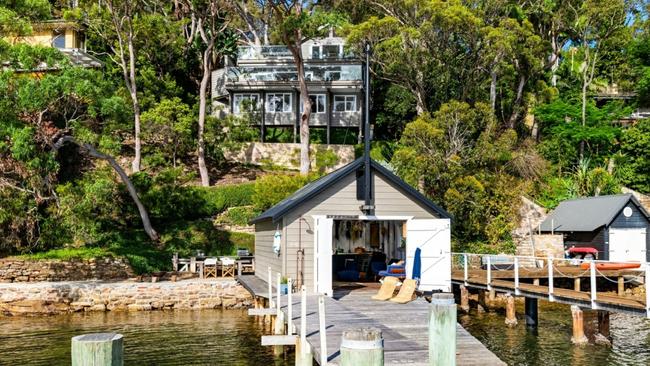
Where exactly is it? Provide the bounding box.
[215,206,260,226]
[252,173,317,211]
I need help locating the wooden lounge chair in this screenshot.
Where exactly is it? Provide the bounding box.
[371,276,400,301]
[389,279,418,304]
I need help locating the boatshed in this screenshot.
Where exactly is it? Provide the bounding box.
[539,194,650,263]
[250,157,452,296]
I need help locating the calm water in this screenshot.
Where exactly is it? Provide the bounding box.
[0,309,292,366]
[459,300,650,366]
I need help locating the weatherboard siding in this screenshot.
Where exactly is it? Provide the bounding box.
[254,219,282,285]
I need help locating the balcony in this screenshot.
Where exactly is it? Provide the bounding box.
[237,45,357,61]
[226,64,362,83]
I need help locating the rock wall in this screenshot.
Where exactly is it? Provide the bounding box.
[513,197,548,265]
[0,257,134,283]
[531,234,564,258]
[224,142,355,171]
[0,279,253,316]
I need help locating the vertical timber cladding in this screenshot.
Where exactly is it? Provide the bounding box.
[281,170,441,291]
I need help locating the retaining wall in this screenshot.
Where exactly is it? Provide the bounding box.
[0,257,134,283]
[0,279,253,316]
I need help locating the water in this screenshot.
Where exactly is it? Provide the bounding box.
[0,309,292,366]
[459,300,650,366]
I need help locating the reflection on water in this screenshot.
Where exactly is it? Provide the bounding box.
[0,309,292,366]
[459,300,650,366]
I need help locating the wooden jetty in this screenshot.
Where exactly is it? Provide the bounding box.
[238,275,505,366]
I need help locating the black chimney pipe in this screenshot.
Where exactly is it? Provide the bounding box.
[363,42,374,214]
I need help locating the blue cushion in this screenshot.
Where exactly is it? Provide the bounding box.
[337,270,360,281]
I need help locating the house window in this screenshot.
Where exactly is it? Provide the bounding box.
[322,45,342,58]
[300,94,326,114]
[324,71,341,81]
[266,93,292,112]
[52,30,66,49]
[233,93,260,114]
[311,45,321,59]
[333,95,356,112]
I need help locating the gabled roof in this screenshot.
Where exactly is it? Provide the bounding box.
[250,157,450,224]
[539,194,650,232]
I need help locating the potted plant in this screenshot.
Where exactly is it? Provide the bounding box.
[280,276,289,295]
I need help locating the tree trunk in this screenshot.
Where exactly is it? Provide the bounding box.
[295,52,311,175]
[197,47,212,186]
[127,31,142,173]
[55,136,159,242]
[580,76,588,161]
[507,75,526,129]
[490,69,497,112]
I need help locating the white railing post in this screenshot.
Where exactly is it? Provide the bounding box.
[318,294,327,366]
[590,260,597,309]
[300,285,307,355]
[643,263,650,318]
[514,256,520,296]
[276,273,281,317]
[287,278,293,335]
[486,255,492,290]
[463,253,468,285]
[548,256,554,302]
[268,266,274,308]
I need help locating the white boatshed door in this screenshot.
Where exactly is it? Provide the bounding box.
[609,228,647,265]
[405,219,451,292]
[314,217,334,296]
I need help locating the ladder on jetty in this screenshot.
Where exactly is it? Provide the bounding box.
[238,274,505,366]
[452,253,650,317]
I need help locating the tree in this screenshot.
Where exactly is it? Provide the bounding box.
[618,119,650,192]
[141,97,194,168]
[178,0,237,186]
[265,1,341,175]
[568,0,627,158]
[80,0,148,173]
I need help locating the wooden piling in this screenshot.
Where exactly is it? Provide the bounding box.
[488,288,496,303]
[505,295,517,327]
[477,290,487,313]
[524,297,538,328]
[459,285,470,313]
[340,328,384,366]
[574,278,581,292]
[71,333,123,366]
[618,276,624,296]
[597,310,610,338]
[428,293,456,366]
[570,305,588,345]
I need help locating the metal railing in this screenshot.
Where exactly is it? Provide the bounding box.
[451,252,650,317]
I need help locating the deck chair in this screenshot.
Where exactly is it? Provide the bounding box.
[220,257,236,278]
[371,276,400,301]
[389,279,418,304]
[204,258,217,278]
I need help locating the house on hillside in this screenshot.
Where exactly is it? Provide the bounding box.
[4,20,102,70]
[250,157,452,296]
[211,36,364,145]
[539,194,650,263]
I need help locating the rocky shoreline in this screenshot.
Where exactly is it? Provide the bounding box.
[0,279,253,316]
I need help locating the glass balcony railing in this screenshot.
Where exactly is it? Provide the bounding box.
[226,64,363,83]
[237,45,356,61]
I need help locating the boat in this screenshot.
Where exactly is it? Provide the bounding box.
[579,262,641,270]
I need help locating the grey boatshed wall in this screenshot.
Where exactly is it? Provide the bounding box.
[254,167,443,288]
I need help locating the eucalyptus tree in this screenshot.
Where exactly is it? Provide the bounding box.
[177,0,237,186]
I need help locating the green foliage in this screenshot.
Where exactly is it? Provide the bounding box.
[314,148,339,173]
[141,97,194,168]
[18,247,109,261]
[216,206,260,227]
[252,173,317,211]
[618,119,650,192]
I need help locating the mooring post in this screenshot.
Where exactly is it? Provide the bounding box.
[547,256,554,302]
[486,255,492,291]
[597,310,610,338]
[268,266,274,308]
[590,261,597,309]
[295,285,313,366]
[288,278,293,335]
[340,328,384,366]
[477,290,487,313]
[71,333,123,366]
[505,294,517,327]
[570,305,588,345]
[318,294,328,366]
[459,285,470,313]
[524,297,538,328]
[428,293,456,366]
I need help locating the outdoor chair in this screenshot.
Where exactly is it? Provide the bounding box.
[371,276,400,301]
[220,257,236,278]
[389,278,418,304]
[204,257,217,278]
[377,261,406,279]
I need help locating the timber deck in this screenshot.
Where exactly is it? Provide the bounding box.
[451,267,647,316]
[238,275,505,366]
